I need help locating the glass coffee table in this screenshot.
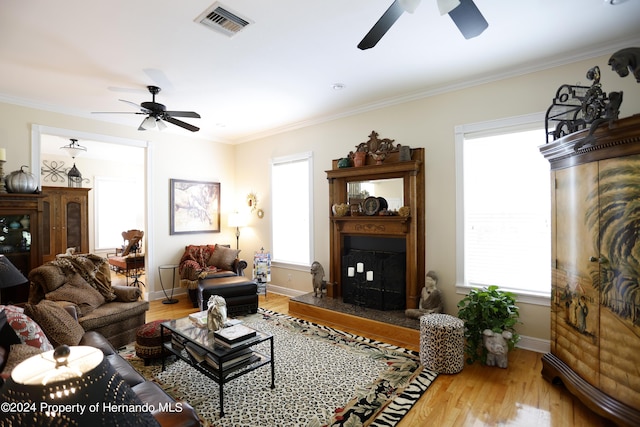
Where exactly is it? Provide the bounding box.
[160,317,275,417]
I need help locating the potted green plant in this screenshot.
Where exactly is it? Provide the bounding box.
[457,285,520,366]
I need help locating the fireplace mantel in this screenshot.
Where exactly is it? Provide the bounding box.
[326,147,425,309]
[331,216,411,234]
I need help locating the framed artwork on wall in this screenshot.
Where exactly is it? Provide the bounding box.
[170,179,220,234]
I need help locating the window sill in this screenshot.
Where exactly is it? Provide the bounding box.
[455,284,551,307]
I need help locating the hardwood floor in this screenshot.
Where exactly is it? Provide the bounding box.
[146,292,611,427]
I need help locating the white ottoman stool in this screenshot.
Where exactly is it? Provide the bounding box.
[420,313,464,374]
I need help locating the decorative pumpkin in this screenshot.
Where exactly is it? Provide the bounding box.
[6,165,38,193]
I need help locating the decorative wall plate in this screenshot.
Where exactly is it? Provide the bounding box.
[362,196,381,216]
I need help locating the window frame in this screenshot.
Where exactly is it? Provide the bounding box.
[270,151,314,268]
[455,112,551,306]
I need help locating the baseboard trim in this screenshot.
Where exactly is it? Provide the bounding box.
[516,335,550,354]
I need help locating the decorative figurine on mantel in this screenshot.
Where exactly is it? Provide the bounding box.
[405,270,443,319]
[310,261,327,298]
[349,131,403,167]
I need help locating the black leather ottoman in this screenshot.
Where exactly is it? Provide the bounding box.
[198,276,259,316]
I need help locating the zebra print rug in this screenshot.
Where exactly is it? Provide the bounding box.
[121,308,437,426]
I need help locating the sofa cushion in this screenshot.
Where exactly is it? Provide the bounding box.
[24,300,84,348]
[112,284,141,302]
[0,305,53,351]
[45,273,106,316]
[78,300,149,332]
[0,343,43,380]
[208,244,240,271]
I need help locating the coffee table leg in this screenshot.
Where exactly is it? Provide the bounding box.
[161,325,166,371]
[219,382,224,417]
[270,337,275,389]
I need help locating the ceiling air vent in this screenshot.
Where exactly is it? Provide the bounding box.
[195,2,253,37]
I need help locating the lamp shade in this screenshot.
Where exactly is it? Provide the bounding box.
[0,255,27,290]
[141,116,157,130]
[228,211,248,228]
[0,346,158,426]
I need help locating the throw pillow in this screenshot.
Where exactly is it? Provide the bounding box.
[0,309,20,352]
[45,273,106,316]
[24,300,84,348]
[0,343,43,380]
[208,244,240,271]
[0,305,53,351]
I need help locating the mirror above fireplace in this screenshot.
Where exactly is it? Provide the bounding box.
[347,178,404,210]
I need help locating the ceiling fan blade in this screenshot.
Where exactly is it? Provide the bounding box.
[163,116,200,132]
[358,0,405,50]
[91,111,145,115]
[119,99,151,113]
[164,110,201,118]
[447,0,488,39]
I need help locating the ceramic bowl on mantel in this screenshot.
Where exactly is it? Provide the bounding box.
[332,203,349,217]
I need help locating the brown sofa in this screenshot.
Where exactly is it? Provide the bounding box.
[28,254,149,348]
[0,307,200,427]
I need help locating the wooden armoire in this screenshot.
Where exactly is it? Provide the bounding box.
[540,115,640,426]
[41,187,90,263]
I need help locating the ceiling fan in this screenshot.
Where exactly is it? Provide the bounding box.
[358,0,488,50]
[93,85,201,132]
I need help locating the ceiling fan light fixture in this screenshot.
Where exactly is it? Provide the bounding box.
[141,116,157,130]
[156,119,167,131]
[447,0,488,39]
[437,0,461,15]
[398,0,421,14]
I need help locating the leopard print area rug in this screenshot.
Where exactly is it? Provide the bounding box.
[119,309,437,426]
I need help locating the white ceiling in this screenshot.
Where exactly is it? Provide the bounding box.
[1,0,640,144]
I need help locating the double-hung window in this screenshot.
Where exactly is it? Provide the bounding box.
[271,152,313,267]
[455,113,550,304]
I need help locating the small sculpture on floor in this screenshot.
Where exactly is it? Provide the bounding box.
[405,270,443,319]
[207,295,227,332]
[310,261,326,298]
[483,329,512,368]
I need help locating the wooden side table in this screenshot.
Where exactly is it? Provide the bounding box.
[158,264,179,304]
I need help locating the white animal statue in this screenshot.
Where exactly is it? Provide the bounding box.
[482,329,513,368]
[310,261,326,298]
[405,270,443,319]
[207,295,227,331]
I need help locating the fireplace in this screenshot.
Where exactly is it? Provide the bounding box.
[326,145,425,310]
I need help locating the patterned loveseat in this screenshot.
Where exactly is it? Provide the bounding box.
[27,254,149,348]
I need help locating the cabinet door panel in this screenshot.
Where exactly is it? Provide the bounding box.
[553,162,600,388]
[597,155,640,409]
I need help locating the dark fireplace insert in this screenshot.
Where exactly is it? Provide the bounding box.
[341,236,406,310]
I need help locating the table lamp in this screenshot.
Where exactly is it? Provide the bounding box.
[0,345,159,425]
[0,254,28,304]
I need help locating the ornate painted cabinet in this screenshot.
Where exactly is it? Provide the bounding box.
[540,115,640,426]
